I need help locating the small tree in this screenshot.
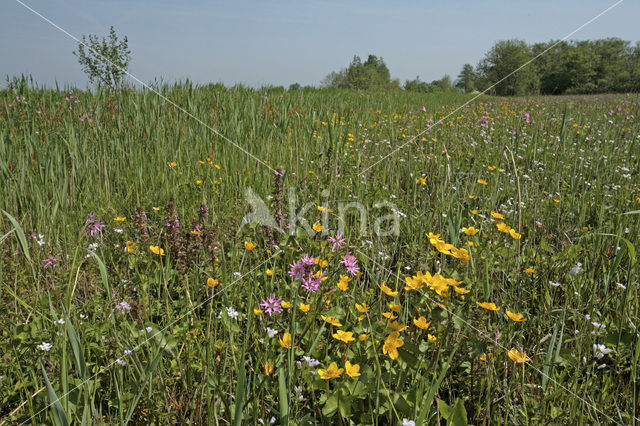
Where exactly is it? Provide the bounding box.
[74,26,131,90]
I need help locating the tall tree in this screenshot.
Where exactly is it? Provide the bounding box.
[455,64,477,92]
[477,39,539,96]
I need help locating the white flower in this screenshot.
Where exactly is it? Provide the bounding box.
[548,281,561,287]
[226,306,239,319]
[37,342,52,351]
[593,344,611,359]
[265,327,278,338]
[402,419,416,426]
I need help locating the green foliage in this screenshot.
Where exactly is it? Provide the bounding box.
[74,26,131,90]
[477,39,540,96]
[0,83,639,424]
[475,38,640,95]
[323,54,398,90]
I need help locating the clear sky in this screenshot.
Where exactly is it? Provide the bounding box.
[1,0,639,89]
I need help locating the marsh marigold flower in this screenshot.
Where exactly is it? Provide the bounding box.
[477,302,500,311]
[332,330,356,343]
[382,332,404,360]
[505,309,527,322]
[279,333,296,349]
[318,362,343,379]
[462,226,479,236]
[378,282,399,297]
[345,361,361,377]
[149,245,165,256]
[299,302,310,313]
[508,348,531,363]
[413,316,431,330]
[321,315,342,327]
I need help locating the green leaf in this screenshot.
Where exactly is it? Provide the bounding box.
[322,392,338,417]
[2,210,31,263]
[278,367,289,426]
[41,362,69,426]
[449,399,468,426]
[438,399,452,420]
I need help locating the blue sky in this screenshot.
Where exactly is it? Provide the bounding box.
[2,0,638,88]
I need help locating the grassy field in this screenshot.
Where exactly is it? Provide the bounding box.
[1,79,639,425]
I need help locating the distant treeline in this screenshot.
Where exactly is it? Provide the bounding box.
[316,38,640,96]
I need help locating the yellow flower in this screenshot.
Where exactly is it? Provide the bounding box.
[413,316,431,330]
[479,353,492,361]
[382,332,404,360]
[253,309,263,316]
[266,269,274,276]
[462,226,479,236]
[404,275,424,291]
[114,217,126,222]
[168,161,178,168]
[488,165,496,171]
[332,330,356,343]
[505,309,527,322]
[477,179,488,185]
[355,303,369,313]
[299,302,310,313]
[281,301,291,309]
[491,211,504,220]
[312,222,323,233]
[152,207,160,211]
[279,333,297,349]
[509,229,522,239]
[196,180,203,185]
[382,311,397,320]
[358,334,369,341]
[427,334,437,342]
[416,177,427,185]
[206,277,219,287]
[454,286,470,294]
[337,274,351,291]
[125,241,136,253]
[345,361,361,377]
[264,362,274,376]
[318,362,343,379]
[471,209,479,215]
[244,241,257,251]
[149,245,165,256]
[477,302,500,311]
[321,315,342,327]
[378,282,399,297]
[389,321,406,332]
[508,348,531,363]
[388,302,402,313]
[524,267,535,274]
[496,222,511,233]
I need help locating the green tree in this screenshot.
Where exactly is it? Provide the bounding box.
[455,64,477,92]
[478,39,539,96]
[322,54,395,90]
[74,26,131,90]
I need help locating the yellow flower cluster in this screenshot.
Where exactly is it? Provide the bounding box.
[404,270,469,297]
[426,233,470,262]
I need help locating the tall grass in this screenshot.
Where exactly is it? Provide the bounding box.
[1,80,639,424]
